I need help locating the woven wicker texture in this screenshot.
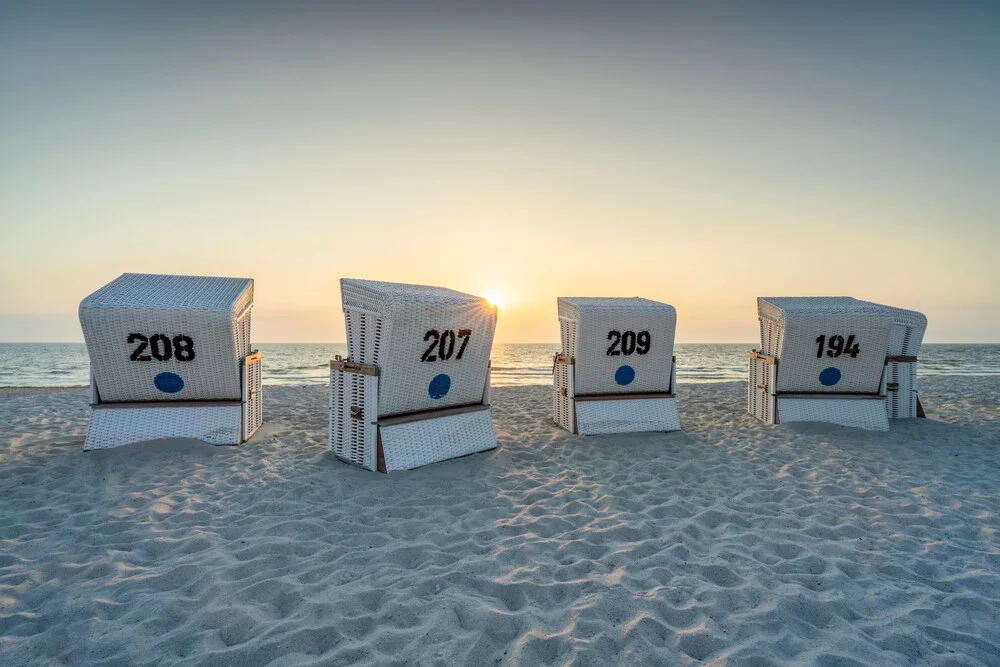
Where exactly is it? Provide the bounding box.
[747,355,777,424]
[340,279,497,417]
[242,355,263,440]
[552,360,575,432]
[758,297,892,394]
[379,408,497,472]
[80,273,253,402]
[83,405,243,450]
[328,367,380,471]
[776,397,890,431]
[574,397,680,435]
[882,306,927,357]
[557,297,675,395]
[885,361,919,419]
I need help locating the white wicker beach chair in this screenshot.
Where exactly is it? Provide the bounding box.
[748,296,907,431]
[553,297,680,435]
[329,279,498,472]
[79,273,262,450]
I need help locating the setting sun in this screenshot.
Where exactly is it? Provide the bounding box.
[485,293,505,310]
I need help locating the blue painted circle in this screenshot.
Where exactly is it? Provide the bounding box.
[614,365,636,386]
[154,372,184,394]
[428,373,451,399]
[819,367,842,386]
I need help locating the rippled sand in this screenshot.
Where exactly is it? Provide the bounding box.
[1,378,998,665]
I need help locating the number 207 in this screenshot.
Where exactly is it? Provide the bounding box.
[421,329,472,362]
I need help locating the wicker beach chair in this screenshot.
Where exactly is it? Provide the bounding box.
[79,273,262,450]
[748,296,907,431]
[553,297,680,435]
[329,279,498,472]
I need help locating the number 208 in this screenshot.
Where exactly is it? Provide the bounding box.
[127,334,195,361]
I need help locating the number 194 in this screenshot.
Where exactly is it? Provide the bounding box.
[816,334,860,359]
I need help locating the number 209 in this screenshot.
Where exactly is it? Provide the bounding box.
[607,330,651,356]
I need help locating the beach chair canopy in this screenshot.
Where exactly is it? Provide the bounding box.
[341,278,497,417]
[80,273,254,402]
[757,296,901,394]
[558,297,676,395]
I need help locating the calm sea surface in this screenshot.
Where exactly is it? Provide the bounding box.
[1,343,998,388]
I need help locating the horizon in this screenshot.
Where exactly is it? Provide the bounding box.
[3,339,999,346]
[3,3,999,344]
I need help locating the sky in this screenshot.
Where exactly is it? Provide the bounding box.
[2,1,998,343]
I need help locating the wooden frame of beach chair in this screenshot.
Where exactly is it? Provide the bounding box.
[748,297,895,431]
[328,279,498,472]
[79,273,263,450]
[553,297,681,435]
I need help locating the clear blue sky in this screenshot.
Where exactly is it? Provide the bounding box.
[2,2,998,342]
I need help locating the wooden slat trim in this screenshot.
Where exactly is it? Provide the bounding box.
[376,430,387,473]
[749,351,777,364]
[885,355,918,363]
[94,400,242,410]
[378,402,489,427]
[330,358,379,376]
[553,354,573,365]
[243,350,263,364]
[774,392,885,400]
[574,392,674,402]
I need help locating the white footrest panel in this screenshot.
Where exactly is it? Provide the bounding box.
[379,408,497,472]
[776,397,890,431]
[553,357,574,433]
[84,404,243,450]
[329,366,380,470]
[574,397,680,436]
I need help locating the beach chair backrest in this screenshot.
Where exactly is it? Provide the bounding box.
[80,273,254,402]
[558,297,676,395]
[341,279,497,417]
[758,297,892,394]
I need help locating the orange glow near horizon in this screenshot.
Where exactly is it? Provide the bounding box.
[1,6,998,344]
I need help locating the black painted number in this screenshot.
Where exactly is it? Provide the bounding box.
[607,330,651,356]
[421,329,473,362]
[607,331,621,356]
[173,335,195,361]
[150,334,172,361]
[128,333,151,361]
[636,330,651,355]
[815,334,860,359]
[127,333,195,362]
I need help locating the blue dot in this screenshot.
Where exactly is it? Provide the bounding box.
[819,367,842,386]
[154,372,184,394]
[614,365,636,386]
[428,373,451,399]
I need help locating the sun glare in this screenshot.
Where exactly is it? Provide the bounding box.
[485,292,505,309]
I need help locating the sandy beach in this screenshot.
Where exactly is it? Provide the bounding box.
[1,378,998,665]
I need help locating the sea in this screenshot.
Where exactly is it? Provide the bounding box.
[1,343,998,388]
